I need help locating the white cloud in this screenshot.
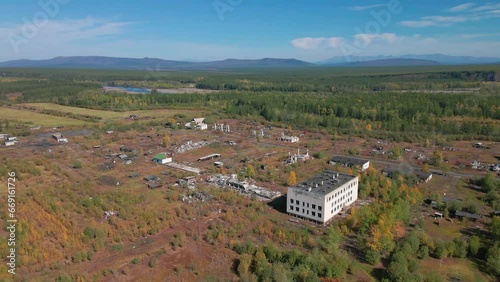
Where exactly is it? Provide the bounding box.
[289,33,500,59]
[349,4,385,11]
[400,20,436,27]
[470,3,500,12]
[401,2,500,28]
[401,15,472,27]
[291,37,327,50]
[291,37,344,50]
[458,32,500,39]
[325,37,343,48]
[0,17,132,59]
[449,3,475,12]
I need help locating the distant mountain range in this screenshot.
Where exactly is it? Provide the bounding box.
[0,54,498,70]
[0,56,314,70]
[318,54,500,66]
[344,58,440,67]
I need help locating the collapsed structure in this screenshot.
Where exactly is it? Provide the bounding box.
[206,174,281,200]
[185,118,208,130]
[283,149,311,165]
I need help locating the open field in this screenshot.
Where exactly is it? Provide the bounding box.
[0,107,91,127]
[18,103,204,122]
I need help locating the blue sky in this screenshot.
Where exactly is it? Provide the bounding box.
[1,0,499,62]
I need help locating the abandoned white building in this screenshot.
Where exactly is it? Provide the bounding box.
[185,118,208,130]
[287,170,359,224]
[328,156,370,171]
[278,133,299,143]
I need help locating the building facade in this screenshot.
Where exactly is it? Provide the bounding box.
[287,170,359,224]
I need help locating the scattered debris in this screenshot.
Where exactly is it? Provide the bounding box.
[471,160,483,170]
[129,172,140,178]
[104,210,119,220]
[206,174,281,200]
[174,140,215,154]
[182,191,211,203]
[176,176,197,189]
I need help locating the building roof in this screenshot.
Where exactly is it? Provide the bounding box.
[193,118,205,124]
[153,153,168,160]
[290,170,357,196]
[52,133,63,138]
[144,175,160,181]
[455,210,481,219]
[415,171,433,180]
[198,153,221,161]
[330,156,369,166]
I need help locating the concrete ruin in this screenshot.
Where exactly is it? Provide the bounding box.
[206,174,281,200]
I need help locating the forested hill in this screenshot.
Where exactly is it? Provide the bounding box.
[345,58,440,67]
[0,56,314,70]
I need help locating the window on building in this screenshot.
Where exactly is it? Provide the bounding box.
[331,209,333,214]
[312,204,316,209]
[318,206,322,211]
[296,207,299,212]
[307,203,309,208]
[312,211,316,216]
[307,210,309,214]
[290,205,293,210]
[302,209,305,213]
[318,213,322,218]
[296,200,300,205]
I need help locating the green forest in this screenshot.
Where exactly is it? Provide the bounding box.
[1,66,499,142]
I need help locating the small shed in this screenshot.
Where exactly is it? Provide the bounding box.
[152,153,172,164]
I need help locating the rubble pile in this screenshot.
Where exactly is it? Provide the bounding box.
[206,174,281,201]
[174,140,216,154]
